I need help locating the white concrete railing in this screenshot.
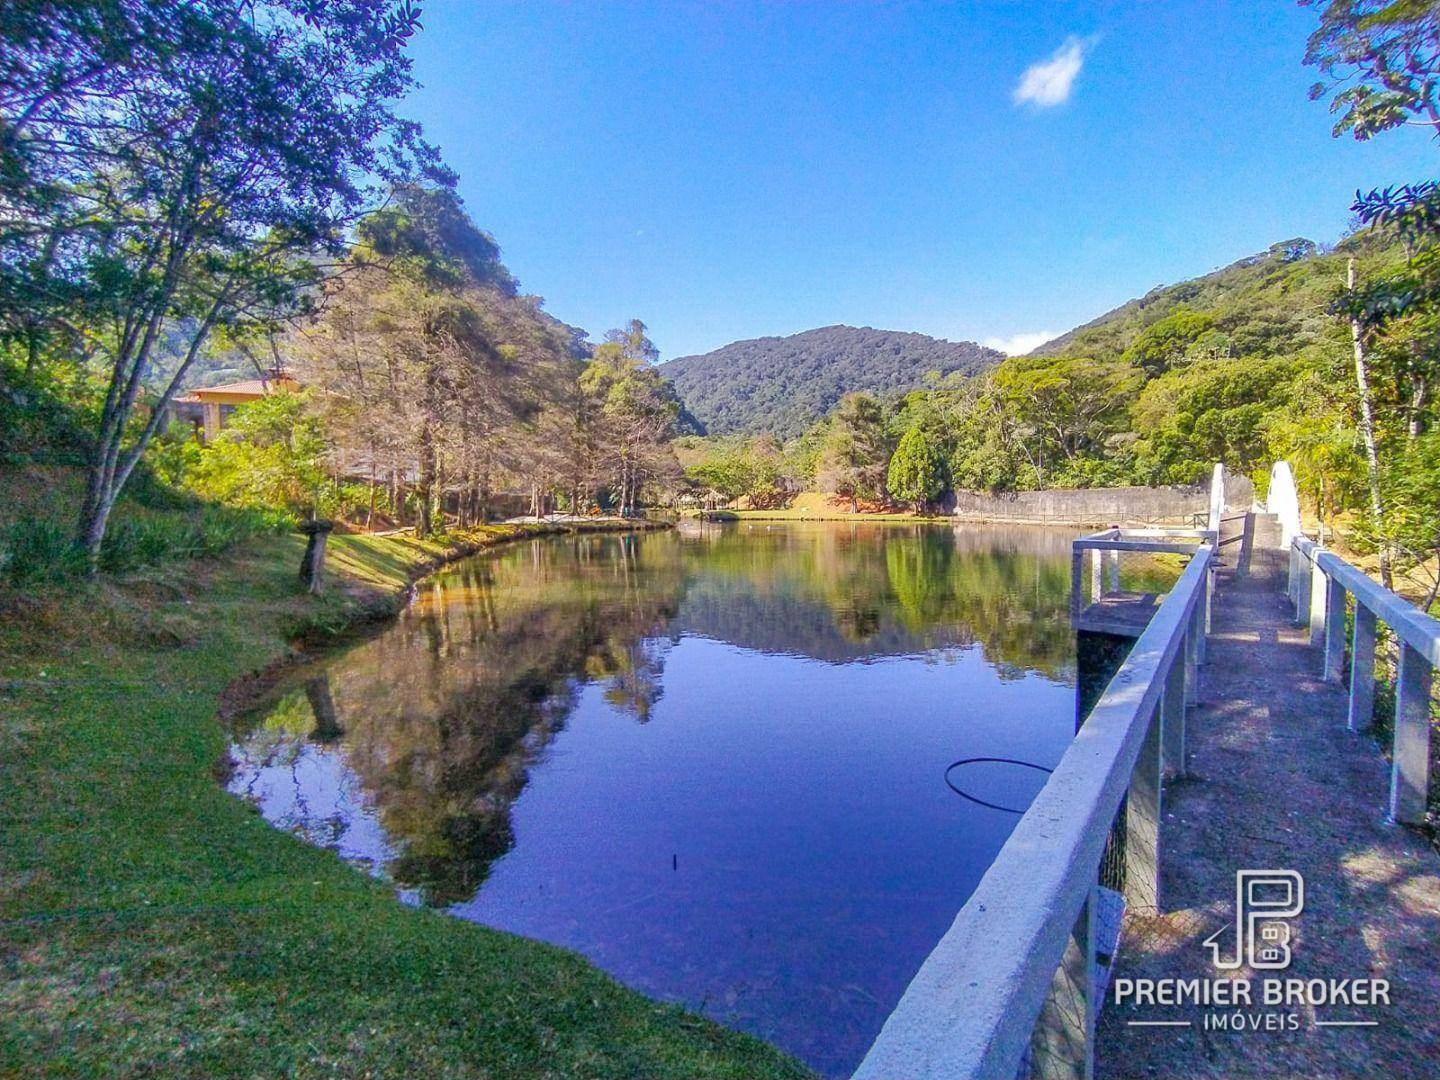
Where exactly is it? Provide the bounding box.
[1287,533,1439,825]
[857,539,1215,1080]
[1069,525,1215,626]
[1266,461,1303,547]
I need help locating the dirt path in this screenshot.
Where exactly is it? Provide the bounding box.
[1095,548,1440,1079]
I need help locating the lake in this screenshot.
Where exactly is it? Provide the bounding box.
[228,521,1123,1076]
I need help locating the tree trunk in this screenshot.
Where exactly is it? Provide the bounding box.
[365,454,378,531]
[417,433,435,539]
[1348,259,1392,588]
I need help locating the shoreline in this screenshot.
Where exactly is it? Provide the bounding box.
[220,516,671,723]
[0,514,808,1079]
[703,509,1194,528]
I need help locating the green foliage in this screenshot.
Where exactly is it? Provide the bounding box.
[680,436,787,503]
[1120,306,1224,375]
[3,0,444,563]
[1131,357,1306,484]
[581,321,682,514]
[663,325,999,438]
[724,228,1417,518]
[886,426,947,509]
[97,505,285,575]
[0,500,282,587]
[0,519,88,587]
[162,392,335,518]
[1354,429,1440,606]
[1034,234,1400,363]
[992,354,1143,477]
[817,393,891,507]
[0,357,104,466]
[357,185,518,293]
[1304,0,1440,141]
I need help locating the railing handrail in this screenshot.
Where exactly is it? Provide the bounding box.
[1281,492,1436,827]
[1293,535,1440,667]
[856,543,1214,1079]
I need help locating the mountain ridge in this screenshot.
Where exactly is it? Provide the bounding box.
[660,324,1001,438]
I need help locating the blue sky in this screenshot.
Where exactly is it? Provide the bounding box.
[403,1,1438,359]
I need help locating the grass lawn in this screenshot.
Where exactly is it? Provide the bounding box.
[684,491,947,524]
[0,523,813,1078]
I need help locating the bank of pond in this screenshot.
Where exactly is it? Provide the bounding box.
[228,521,1180,1077]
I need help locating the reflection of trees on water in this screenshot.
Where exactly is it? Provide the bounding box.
[233,535,684,905]
[674,523,1083,679]
[232,523,1146,907]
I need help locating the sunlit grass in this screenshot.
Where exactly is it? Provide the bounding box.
[0,520,810,1078]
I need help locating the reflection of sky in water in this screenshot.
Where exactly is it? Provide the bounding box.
[453,638,1072,1074]
[234,741,396,874]
[228,523,1168,1077]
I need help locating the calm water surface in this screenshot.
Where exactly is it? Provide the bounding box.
[229,522,1135,1076]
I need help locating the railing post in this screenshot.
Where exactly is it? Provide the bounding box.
[1308,557,1327,647]
[1126,706,1163,914]
[1106,549,1120,594]
[1191,580,1207,668]
[1292,544,1309,624]
[1323,579,1347,683]
[1389,643,1434,826]
[1027,888,1096,1080]
[1184,617,1198,707]
[1070,546,1084,623]
[1163,651,1186,778]
[1236,511,1255,580]
[1203,563,1214,642]
[1347,605,1377,732]
[1091,548,1103,603]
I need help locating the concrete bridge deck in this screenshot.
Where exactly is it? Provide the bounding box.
[1095,547,1440,1077]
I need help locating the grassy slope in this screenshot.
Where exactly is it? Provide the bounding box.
[0,524,812,1079]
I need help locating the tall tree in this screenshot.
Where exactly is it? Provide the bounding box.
[886,425,947,512]
[1307,0,1440,585]
[296,187,571,536]
[817,392,889,512]
[992,355,1142,476]
[1,1,443,567]
[580,321,679,516]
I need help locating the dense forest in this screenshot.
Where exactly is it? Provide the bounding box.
[681,233,1399,490]
[661,326,1000,438]
[1034,236,1351,361]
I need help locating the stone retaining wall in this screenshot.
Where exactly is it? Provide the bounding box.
[949,475,1253,526]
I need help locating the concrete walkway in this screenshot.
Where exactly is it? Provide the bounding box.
[1096,548,1440,1078]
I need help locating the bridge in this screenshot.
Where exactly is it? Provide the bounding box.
[856,462,1440,1079]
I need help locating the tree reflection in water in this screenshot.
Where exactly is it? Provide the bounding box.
[228,522,1179,1075]
[233,533,685,904]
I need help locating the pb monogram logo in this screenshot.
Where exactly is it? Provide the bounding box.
[1203,870,1304,971]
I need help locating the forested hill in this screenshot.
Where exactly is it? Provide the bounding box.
[661,325,1001,438]
[1031,236,1379,361]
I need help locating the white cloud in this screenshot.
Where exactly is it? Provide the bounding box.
[983,331,1058,356]
[1013,37,1091,108]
